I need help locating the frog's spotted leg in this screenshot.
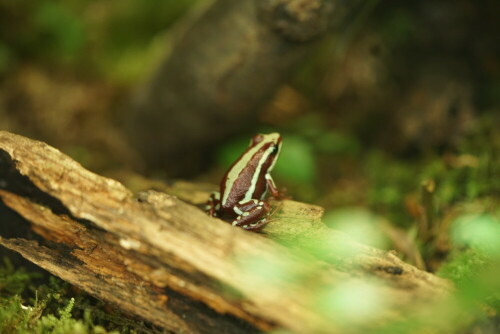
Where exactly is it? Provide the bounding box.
[231,200,271,231]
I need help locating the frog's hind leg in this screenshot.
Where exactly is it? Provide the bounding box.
[232,200,271,231]
[258,201,283,228]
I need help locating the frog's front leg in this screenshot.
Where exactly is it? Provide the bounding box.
[266,175,288,199]
[232,199,271,231]
[205,191,220,217]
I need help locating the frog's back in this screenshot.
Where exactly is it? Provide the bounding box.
[220,150,266,209]
[217,132,281,216]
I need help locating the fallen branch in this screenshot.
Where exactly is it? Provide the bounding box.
[0,131,451,333]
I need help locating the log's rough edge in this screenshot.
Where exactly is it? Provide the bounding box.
[0,131,453,334]
[0,190,263,334]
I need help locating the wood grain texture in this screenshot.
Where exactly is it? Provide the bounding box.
[0,131,452,334]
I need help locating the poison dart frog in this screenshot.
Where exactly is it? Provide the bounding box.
[206,133,283,231]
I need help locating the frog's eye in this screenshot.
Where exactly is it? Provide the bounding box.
[270,145,279,155]
[251,134,264,146]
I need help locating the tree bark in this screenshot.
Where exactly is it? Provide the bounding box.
[123,0,364,176]
[0,131,452,334]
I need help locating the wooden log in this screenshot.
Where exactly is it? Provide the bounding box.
[0,131,452,333]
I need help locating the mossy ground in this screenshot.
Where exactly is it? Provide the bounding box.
[0,255,158,334]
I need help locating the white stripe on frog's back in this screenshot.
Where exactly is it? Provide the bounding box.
[244,144,276,201]
[267,140,281,173]
[221,140,266,206]
[221,134,279,206]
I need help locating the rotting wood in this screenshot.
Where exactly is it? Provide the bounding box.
[0,190,260,334]
[0,131,452,334]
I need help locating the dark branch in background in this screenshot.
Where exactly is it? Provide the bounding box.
[123,0,364,176]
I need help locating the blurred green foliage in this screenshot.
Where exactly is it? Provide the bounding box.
[0,0,199,80]
[380,8,416,47]
[323,207,389,248]
[436,213,500,329]
[365,115,498,225]
[34,2,85,62]
[0,42,12,73]
[274,135,316,184]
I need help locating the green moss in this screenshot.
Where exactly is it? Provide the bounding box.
[438,249,489,283]
[0,258,153,334]
[0,258,40,296]
[438,215,500,313]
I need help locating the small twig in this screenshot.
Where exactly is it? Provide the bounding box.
[419,178,436,243]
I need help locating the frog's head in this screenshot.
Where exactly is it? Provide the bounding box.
[250,132,281,148]
[249,133,282,171]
